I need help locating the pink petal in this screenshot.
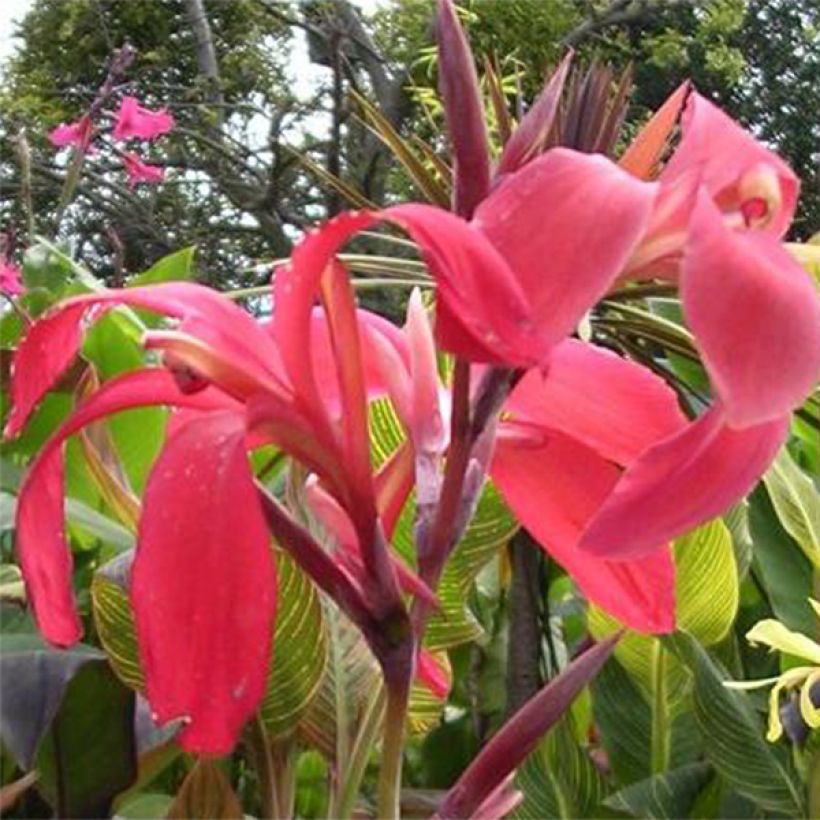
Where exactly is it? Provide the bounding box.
[304,478,437,608]
[505,339,687,465]
[661,91,798,237]
[132,411,276,755]
[491,432,675,633]
[436,0,490,217]
[416,650,450,699]
[48,116,92,150]
[473,148,655,346]
[14,369,210,647]
[579,405,789,560]
[4,283,281,439]
[682,193,820,427]
[406,289,447,455]
[0,259,24,296]
[318,262,374,519]
[375,442,415,539]
[384,204,543,365]
[113,96,175,142]
[122,151,165,187]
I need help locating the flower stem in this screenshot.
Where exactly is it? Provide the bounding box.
[377,681,410,820]
[650,643,670,775]
[248,715,278,819]
[337,682,386,819]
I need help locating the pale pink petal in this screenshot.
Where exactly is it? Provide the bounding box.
[682,193,820,427]
[473,148,656,345]
[133,411,276,755]
[579,405,789,560]
[505,339,687,465]
[491,432,676,634]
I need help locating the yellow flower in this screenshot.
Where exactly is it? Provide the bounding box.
[725,599,820,742]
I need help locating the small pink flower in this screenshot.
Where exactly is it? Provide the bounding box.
[122,152,165,187]
[113,96,175,142]
[48,116,93,151]
[0,257,24,296]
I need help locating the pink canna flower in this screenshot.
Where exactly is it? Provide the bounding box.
[48,115,93,151]
[122,151,165,187]
[112,95,175,142]
[0,257,24,296]
[4,265,442,751]
[577,89,820,562]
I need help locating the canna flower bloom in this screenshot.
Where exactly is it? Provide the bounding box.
[5,263,441,751]
[0,256,24,296]
[112,95,175,142]
[725,601,820,742]
[577,89,820,562]
[311,284,683,633]
[122,151,165,187]
[48,115,93,151]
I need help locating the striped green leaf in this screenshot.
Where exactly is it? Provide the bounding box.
[514,717,606,819]
[664,632,805,816]
[91,548,327,739]
[762,447,820,567]
[604,762,713,818]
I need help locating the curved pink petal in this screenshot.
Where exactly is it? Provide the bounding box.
[385,204,542,365]
[132,411,276,755]
[304,478,437,608]
[682,194,820,427]
[14,369,212,647]
[4,283,281,439]
[662,91,798,237]
[491,432,675,634]
[474,148,656,345]
[505,339,687,465]
[579,405,789,560]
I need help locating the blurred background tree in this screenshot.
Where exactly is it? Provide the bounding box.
[0,0,817,289]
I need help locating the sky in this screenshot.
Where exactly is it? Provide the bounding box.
[0,0,31,62]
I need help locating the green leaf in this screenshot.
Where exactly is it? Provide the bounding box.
[604,762,713,818]
[127,247,196,287]
[91,549,327,739]
[665,632,805,816]
[514,717,606,819]
[21,242,74,293]
[592,657,700,786]
[66,498,136,552]
[762,446,820,567]
[298,605,381,761]
[261,552,328,738]
[82,315,166,493]
[0,636,104,768]
[35,661,137,818]
[748,486,815,635]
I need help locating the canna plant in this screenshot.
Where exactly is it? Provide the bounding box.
[1,1,819,817]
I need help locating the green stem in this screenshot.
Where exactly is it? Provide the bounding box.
[271,740,296,820]
[248,715,278,819]
[377,682,410,820]
[809,749,820,819]
[650,643,670,775]
[337,682,386,819]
